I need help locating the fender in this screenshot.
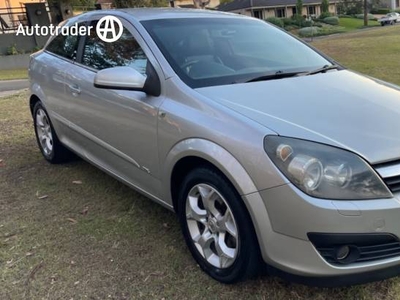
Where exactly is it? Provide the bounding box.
[163,138,276,261]
[162,138,259,204]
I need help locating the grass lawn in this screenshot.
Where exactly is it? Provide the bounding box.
[1,28,400,299]
[0,68,28,80]
[312,26,400,86]
[339,17,380,31]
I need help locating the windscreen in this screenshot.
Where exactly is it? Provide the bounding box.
[141,17,331,88]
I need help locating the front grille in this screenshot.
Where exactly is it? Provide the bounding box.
[384,175,400,193]
[308,233,400,265]
[374,160,400,193]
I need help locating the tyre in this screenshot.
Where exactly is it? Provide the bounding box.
[177,167,260,283]
[33,102,73,163]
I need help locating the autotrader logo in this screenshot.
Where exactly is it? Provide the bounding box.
[15,15,123,43]
[96,16,123,43]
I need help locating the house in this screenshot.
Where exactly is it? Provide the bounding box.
[217,0,339,19]
[0,0,45,30]
[95,0,113,10]
[172,0,221,8]
[380,0,400,10]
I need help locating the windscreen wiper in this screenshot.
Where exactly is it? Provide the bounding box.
[238,64,340,84]
[304,64,340,75]
[243,70,303,83]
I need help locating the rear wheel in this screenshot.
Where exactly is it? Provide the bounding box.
[177,167,260,283]
[33,102,73,163]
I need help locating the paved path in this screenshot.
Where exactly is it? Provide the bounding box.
[0,79,29,92]
[0,79,29,97]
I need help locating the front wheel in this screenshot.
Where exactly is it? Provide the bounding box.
[177,167,260,283]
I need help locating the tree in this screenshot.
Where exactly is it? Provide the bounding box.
[363,0,368,26]
[321,0,329,13]
[296,0,303,16]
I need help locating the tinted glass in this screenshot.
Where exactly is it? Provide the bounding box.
[142,18,331,88]
[82,21,147,74]
[46,31,79,60]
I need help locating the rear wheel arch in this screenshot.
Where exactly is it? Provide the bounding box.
[30,94,41,115]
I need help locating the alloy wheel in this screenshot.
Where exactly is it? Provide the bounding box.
[36,108,53,156]
[185,183,239,269]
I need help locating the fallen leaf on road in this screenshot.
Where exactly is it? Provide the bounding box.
[72,180,82,185]
[66,218,78,224]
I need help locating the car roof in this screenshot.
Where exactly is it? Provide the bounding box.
[78,8,246,21]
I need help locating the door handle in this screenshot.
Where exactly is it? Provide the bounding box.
[68,84,81,96]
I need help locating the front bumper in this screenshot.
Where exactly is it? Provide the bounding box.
[243,183,400,285]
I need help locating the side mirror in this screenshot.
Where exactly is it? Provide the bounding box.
[94,66,147,91]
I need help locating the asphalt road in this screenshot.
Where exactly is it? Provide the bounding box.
[0,79,29,92]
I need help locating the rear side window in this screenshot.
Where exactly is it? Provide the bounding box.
[81,20,147,75]
[46,28,81,60]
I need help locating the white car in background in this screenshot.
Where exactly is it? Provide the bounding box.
[378,12,400,26]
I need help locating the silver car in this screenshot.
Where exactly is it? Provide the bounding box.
[29,8,400,285]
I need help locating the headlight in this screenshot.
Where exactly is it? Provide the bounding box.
[264,136,392,200]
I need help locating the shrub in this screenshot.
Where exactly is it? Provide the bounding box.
[6,44,18,55]
[290,15,315,27]
[319,11,332,19]
[281,17,293,26]
[32,46,42,53]
[318,26,346,35]
[370,8,390,14]
[265,17,284,27]
[284,25,299,31]
[355,13,376,20]
[302,20,314,27]
[323,16,339,25]
[338,14,353,18]
[298,26,320,37]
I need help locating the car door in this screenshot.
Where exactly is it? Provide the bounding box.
[63,17,165,199]
[34,25,81,141]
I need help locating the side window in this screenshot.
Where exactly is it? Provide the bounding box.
[46,25,81,60]
[82,21,148,75]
